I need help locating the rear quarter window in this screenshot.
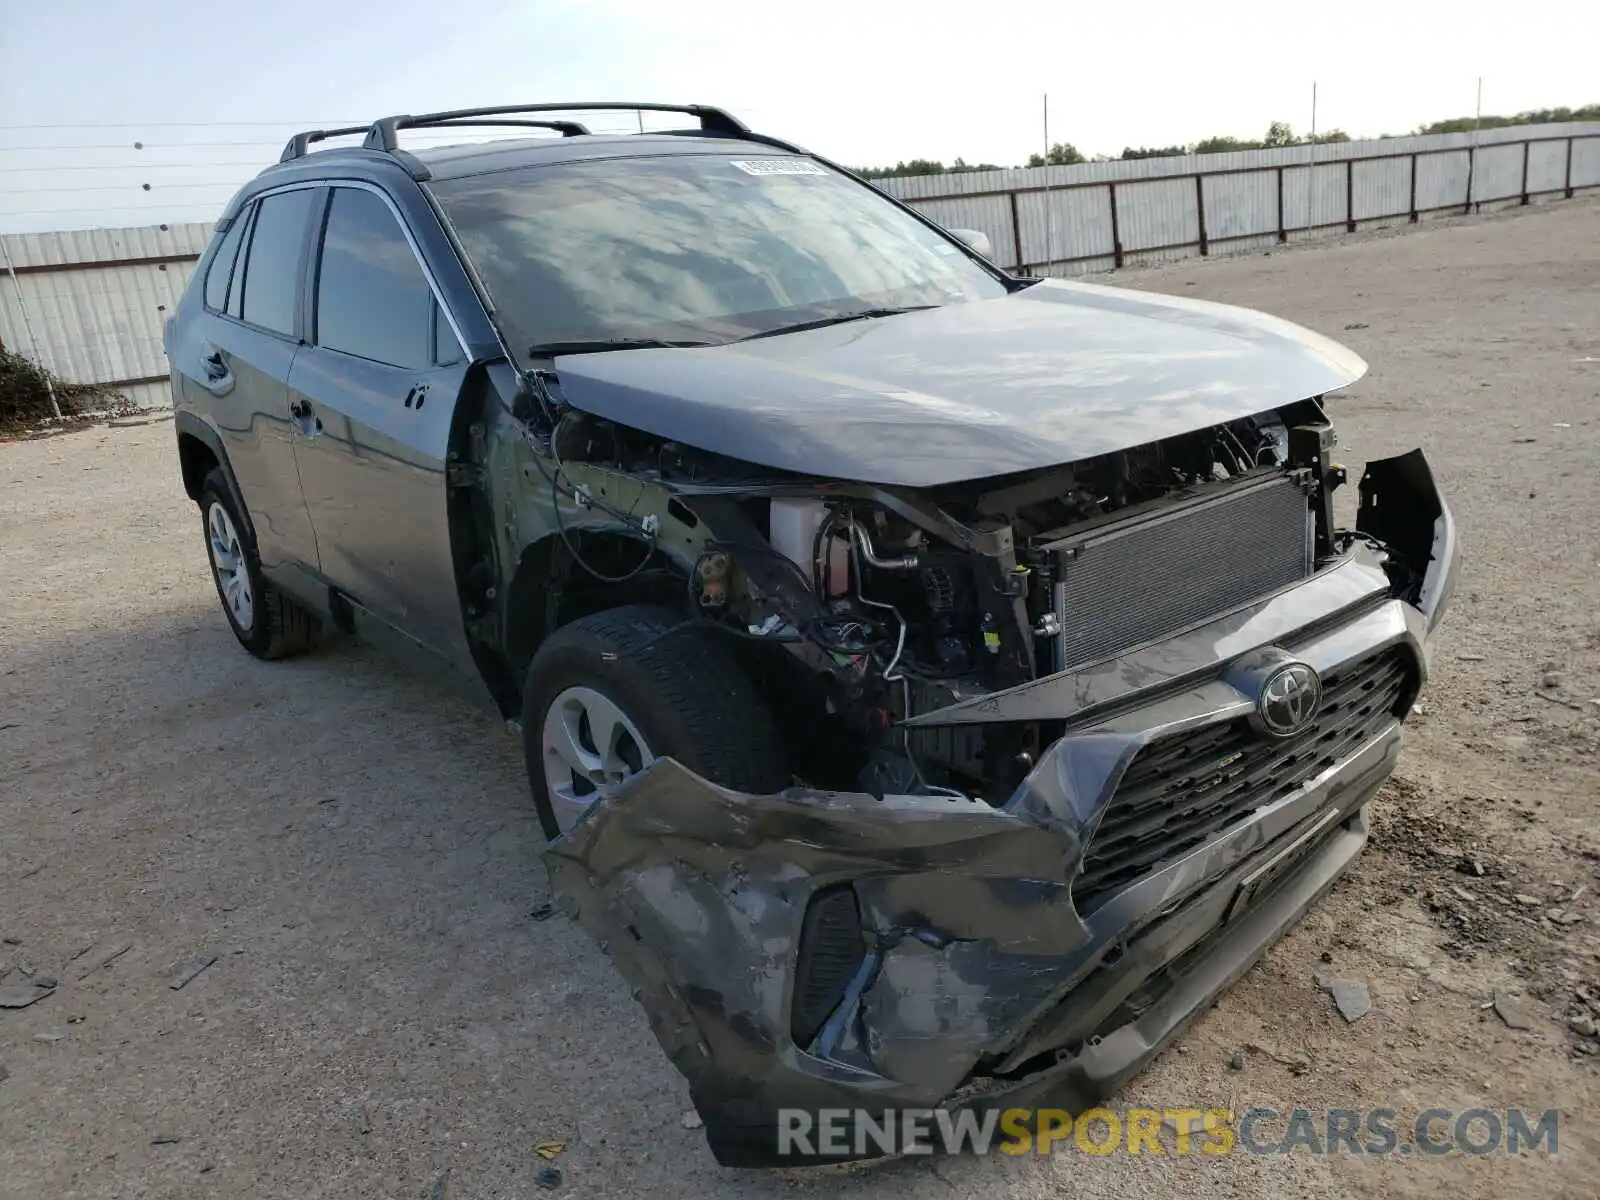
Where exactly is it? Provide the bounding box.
[239,189,318,337]
[203,215,248,312]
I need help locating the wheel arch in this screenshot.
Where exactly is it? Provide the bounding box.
[174,411,256,544]
[501,529,692,711]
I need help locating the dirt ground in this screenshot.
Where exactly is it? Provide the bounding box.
[2,196,1597,1200]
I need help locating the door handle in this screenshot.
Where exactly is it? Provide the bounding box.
[289,397,323,435]
[201,350,228,381]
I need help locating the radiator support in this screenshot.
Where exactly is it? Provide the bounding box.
[1041,471,1314,673]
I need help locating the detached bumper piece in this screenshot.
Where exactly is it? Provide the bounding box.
[545,447,1458,1168]
[548,731,1395,1166]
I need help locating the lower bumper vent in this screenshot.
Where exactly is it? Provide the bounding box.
[790,886,864,1049]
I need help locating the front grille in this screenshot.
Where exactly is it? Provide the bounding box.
[1072,646,1413,913]
[1051,473,1311,671]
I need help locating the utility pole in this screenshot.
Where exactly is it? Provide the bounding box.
[1311,81,1318,138]
[1474,77,1483,135]
[1042,92,1054,273]
[0,238,62,421]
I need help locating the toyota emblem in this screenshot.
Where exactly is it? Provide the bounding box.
[1255,662,1322,737]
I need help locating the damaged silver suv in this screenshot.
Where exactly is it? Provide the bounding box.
[165,102,1459,1165]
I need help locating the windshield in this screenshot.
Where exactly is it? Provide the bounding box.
[430,154,1008,356]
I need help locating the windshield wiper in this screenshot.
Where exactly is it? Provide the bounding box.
[527,337,718,356]
[738,305,938,342]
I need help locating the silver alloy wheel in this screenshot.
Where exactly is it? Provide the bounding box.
[206,500,255,633]
[540,685,655,833]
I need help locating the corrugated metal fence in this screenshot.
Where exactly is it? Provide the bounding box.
[0,222,211,410]
[2,122,1597,409]
[875,121,1600,274]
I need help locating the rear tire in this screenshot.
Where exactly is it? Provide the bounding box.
[522,605,789,839]
[198,467,316,660]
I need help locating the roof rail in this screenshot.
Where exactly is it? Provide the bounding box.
[278,124,376,163]
[362,102,750,152]
[276,103,753,174]
[386,117,591,138]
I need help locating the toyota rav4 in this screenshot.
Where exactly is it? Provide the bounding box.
[165,102,1459,1166]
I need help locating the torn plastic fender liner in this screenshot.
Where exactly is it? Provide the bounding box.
[1356,447,1459,633]
[543,758,1099,1159]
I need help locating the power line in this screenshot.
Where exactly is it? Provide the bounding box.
[0,182,243,195]
[0,137,502,151]
[0,204,224,217]
[0,113,717,131]
[0,141,304,151]
[0,121,365,130]
[0,120,676,154]
[0,161,272,172]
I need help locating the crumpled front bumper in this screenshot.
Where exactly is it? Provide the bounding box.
[544,449,1459,1167]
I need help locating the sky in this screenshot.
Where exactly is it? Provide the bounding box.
[0,0,1593,233]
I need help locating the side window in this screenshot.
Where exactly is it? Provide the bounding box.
[202,211,248,312]
[239,189,316,337]
[225,204,254,319]
[432,300,463,367]
[314,188,433,370]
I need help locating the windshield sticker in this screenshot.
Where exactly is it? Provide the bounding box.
[730,159,827,177]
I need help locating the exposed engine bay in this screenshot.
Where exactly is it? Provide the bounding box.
[506,369,1456,1166]
[518,383,1386,808]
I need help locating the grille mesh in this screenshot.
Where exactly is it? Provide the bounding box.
[1052,475,1311,671]
[1072,646,1414,913]
[790,886,864,1049]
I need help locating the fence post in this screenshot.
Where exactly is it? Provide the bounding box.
[1008,191,1024,272]
[1520,140,1531,204]
[1345,159,1356,232]
[1195,174,1208,256]
[1565,138,1574,199]
[1463,144,1475,215]
[1408,153,1418,222]
[1108,182,1124,268]
[1275,167,1287,242]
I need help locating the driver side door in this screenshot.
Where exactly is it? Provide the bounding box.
[286,184,476,677]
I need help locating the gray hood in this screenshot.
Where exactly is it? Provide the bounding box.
[551,278,1367,487]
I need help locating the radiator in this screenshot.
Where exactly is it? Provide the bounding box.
[1046,472,1313,672]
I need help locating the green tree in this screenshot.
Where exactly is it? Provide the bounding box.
[1192,134,1262,154]
[1417,104,1598,134]
[1263,120,1298,148]
[854,159,950,180]
[1120,144,1189,160]
[1026,142,1085,167]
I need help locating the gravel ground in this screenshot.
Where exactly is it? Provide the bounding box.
[2,195,1597,1200]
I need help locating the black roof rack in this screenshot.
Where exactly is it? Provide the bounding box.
[390,117,591,137]
[278,124,378,163]
[277,102,751,166]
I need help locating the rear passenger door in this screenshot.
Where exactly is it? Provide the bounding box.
[287,185,475,671]
[182,187,322,579]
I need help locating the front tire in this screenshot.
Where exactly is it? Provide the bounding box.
[197,467,315,660]
[522,606,789,839]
